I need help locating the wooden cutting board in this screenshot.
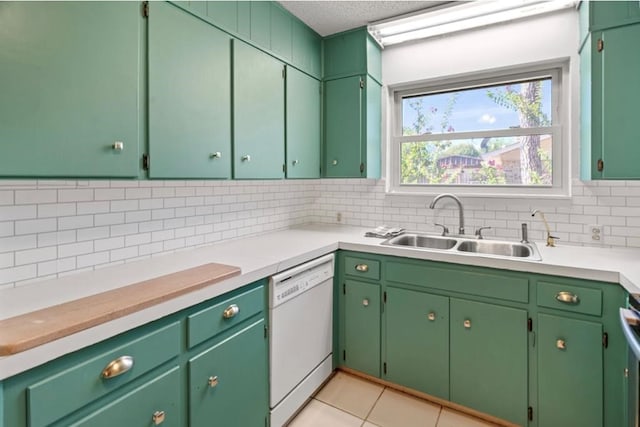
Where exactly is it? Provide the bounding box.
[0,262,241,356]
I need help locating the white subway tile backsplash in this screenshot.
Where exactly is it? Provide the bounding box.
[37,230,76,248]
[110,223,139,237]
[38,203,77,218]
[58,189,94,203]
[94,212,125,226]
[77,201,110,215]
[15,218,57,235]
[58,241,94,258]
[0,235,37,253]
[95,237,125,252]
[15,190,57,204]
[1,264,37,285]
[76,251,110,269]
[77,226,110,242]
[0,205,37,221]
[0,191,14,206]
[58,215,94,230]
[0,253,14,269]
[94,188,125,201]
[15,246,57,265]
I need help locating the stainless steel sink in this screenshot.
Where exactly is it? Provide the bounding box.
[381,232,541,261]
[456,240,533,258]
[383,234,457,250]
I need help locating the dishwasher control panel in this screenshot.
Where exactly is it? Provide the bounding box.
[269,254,334,307]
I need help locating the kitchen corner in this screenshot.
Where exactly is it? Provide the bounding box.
[2,222,639,380]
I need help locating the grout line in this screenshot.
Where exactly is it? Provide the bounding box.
[434,405,444,427]
[362,385,386,425]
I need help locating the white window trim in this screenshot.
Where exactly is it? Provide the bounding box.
[386,61,571,199]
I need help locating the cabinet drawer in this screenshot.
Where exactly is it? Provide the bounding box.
[537,282,602,316]
[70,366,182,427]
[386,261,529,303]
[344,256,380,281]
[27,322,180,427]
[187,285,264,348]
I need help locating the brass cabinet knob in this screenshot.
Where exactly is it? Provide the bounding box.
[222,304,239,319]
[152,410,165,425]
[101,355,134,379]
[555,291,579,304]
[210,152,222,159]
[355,264,369,272]
[556,339,566,350]
[332,159,338,165]
[428,312,436,321]
[362,298,370,307]
[112,141,124,151]
[241,155,251,162]
[463,319,471,329]
[208,375,219,388]
[292,159,299,165]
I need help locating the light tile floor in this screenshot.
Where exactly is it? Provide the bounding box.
[288,371,501,427]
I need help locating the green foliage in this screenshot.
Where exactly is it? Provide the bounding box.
[439,143,481,159]
[486,81,550,127]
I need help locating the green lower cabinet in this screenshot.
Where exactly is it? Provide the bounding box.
[70,367,182,427]
[450,299,528,426]
[342,279,381,377]
[188,319,268,427]
[537,313,603,427]
[385,287,449,400]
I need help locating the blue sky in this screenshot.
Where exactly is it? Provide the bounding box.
[402,79,552,135]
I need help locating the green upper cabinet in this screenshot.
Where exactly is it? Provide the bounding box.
[233,41,285,179]
[286,67,321,178]
[323,28,382,178]
[580,1,640,180]
[292,20,322,78]
[270,3,293,61]
[324,76,381,178]
[0,2,141,178]
[148,2,231,179]
[323,28,382,83]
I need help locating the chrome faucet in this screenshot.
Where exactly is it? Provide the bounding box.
[532,209,558,247]
[429,193,465,235]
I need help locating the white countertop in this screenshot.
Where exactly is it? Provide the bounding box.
[1,223,639,379]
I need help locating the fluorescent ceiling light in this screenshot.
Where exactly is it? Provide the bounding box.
[368,0,577,47]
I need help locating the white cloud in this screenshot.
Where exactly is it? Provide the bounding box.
[479,113,496,124]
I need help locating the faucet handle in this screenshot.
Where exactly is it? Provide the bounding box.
[434,223,449,236]
[475,226,492,239]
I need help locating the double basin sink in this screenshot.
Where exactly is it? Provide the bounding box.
[381,232,541,261]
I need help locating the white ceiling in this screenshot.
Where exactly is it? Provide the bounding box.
[278,1,451,37]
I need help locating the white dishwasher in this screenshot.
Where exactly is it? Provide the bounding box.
[269,254,335,427]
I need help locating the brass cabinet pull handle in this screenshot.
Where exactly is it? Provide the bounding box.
[555,291,579,304]
[222,304,239,319]
[463,319,471,329]
[428,312,436,321]
[152,410,165,425]
[556,339,566,350]
[101,355,134,379]
[355,264,369,272]
[208,375,219,388]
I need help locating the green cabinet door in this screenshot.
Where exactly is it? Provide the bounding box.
[286,67,320,178]
[538,313,603,427]
[597,24,640,179]
[188,319,267,427]
[70,367,182,427]
[0,2,141,178]
[148,2,231,179]
[233,41,285,179]
[342,279,380,377]
[450,299,528,426]
[385,287,449,400]
[324,76,363,177]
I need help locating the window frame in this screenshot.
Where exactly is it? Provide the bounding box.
[387,63,570,198]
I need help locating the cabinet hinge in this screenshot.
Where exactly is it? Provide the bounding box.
[527,317,532,332]
[603,332,609,348]
[142,153,150,171]
[597,38,604,52]
[264,324,268,338]
[528,407,533,421]
[383,291,387,303]
[343,283,346,295]
[597,158,604,172]
[343,350,346,361]
[360,163,365,174]
[359,78,364,89]
[142,1,149,18]
[283,163,286,174]
[383,362,387,375]
[282,66,286,79]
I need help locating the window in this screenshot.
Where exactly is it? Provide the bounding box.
[389,66,567,197]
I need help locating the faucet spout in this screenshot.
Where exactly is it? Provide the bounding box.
[429,193,465,235]
[532,209,557,247]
